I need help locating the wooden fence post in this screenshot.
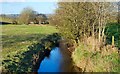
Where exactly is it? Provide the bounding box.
[112,36,114,46]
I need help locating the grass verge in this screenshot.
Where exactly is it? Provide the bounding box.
[72,42,119,72]
[1,25,59,72]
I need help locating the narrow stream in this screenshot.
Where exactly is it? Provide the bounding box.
[38,47,74,72]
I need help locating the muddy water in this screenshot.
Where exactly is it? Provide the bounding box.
[37,47,74,72]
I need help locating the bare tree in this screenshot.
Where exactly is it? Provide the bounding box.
[19,7,37,25]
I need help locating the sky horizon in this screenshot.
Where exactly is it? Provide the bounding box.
[0,2,57,14]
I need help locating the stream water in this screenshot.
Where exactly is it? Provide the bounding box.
[38,47,74,72]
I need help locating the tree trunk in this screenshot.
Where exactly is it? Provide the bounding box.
[98,17,101,43]
[118,2,120,23]
[92,22,95,50]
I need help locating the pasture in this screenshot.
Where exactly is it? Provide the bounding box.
[0,25,58,71]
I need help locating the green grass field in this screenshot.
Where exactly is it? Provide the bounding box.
[0,25,58,71]
[0,17,12,23]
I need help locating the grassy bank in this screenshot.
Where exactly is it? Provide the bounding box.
[72,43,119,72]
[72,23,120,72]
[1,25,59,72]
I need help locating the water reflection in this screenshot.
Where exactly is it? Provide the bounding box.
[38,47,74,72]
[38,47,63,72]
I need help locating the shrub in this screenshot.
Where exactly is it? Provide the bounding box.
[72,43,119,72]
[105,23,120,48]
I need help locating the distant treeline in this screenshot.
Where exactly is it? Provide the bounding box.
[0,7,51,25]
